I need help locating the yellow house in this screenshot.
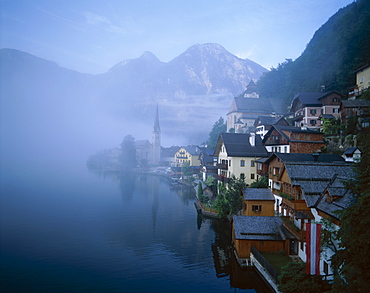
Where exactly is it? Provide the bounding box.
[356,64,370,93]
[242,188,275,216]
[174,146,201,167]
[214,133,269,185]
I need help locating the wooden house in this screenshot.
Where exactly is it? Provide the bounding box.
[242,188,275,216]
[232,216,295,258]
[263,153,353,261]
[262,125,325,153]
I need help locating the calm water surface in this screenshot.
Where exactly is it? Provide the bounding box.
[0,160,272,292]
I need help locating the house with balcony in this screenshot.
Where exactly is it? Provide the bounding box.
[242,188,275,217]
[262,124,325,153]
[174,146,202,167]
[213,133,269,185]
[339,99,370,127]
[198,149,218,181]
[290,91,344,129]
[263,152,353,261]
[348,64,370,99]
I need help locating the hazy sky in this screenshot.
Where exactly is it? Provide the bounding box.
[1,0,354,74]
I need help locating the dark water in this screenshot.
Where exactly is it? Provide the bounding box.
[0,161,272,292]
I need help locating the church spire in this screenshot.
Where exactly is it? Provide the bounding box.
[154,103,161,133]
[152,103,161,165]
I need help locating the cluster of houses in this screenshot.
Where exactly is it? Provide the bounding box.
[165,64,369,282]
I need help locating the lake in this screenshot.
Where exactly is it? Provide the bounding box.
[0,159,273,292]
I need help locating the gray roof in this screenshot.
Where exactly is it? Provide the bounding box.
[341,99,370,108]
[273,153,345,163]
[284,162,354,207]
[243,188,275,201]
[215,133,268,157]
[233,216,293,241]
[182,145,202,156]
[344,147,361,155]
[315,176,355,219]
[228,97,285,115]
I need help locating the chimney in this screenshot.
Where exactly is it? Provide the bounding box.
[250,132,255,147]
[321,85,326,93]
[312,152,320,162]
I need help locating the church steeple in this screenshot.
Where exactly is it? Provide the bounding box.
[153,103,161,133]
[152,103,161,165]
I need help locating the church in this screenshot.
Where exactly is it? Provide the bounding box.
[226,80,286,133]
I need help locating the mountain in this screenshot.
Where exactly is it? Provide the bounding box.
[93,43,267,108]
[258,0,370,104]
[0,44,267,147]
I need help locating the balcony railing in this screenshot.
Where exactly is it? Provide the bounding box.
[214,174,230,184]
[216,163,228,170]
[281,216,306,242]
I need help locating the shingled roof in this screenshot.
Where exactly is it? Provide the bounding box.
[242,188,275,201]
[284,161,354,207]
[215,133,268,157]
[262,124,324,144]
[233,216,294,241]
[315,175,355,220]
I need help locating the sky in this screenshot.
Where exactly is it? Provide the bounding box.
[0,0,354,74]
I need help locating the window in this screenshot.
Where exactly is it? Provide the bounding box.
[300,241,304,251]
[229,160,231,167]
[250,160,255,167]
[310,109,317,115]
[284,146,288,153]
[310,119,317,125]
[332,97,340,102]
[294,133,300,139]
[240,160,245,167]
[251,173,255,180]
[240,173,245,180]
[252,205,262,212]
[333,108,339,113]
[306,134,310,140]
[360,76,364,84]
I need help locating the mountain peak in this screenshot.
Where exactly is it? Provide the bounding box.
[139,51,161,63]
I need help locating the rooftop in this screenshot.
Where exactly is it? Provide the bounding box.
[243,188,275,201]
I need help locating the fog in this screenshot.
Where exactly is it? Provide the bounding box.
[0,68,230,177]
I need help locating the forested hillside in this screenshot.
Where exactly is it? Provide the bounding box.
[258,0,370,105]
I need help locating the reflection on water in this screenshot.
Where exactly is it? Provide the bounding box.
[1,169,273,292]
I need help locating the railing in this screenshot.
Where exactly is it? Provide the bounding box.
[216,163,228,170]
[281,216,306,241]
[250,245,280,284]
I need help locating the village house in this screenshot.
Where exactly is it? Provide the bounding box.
[226,81,285,133]
[262,152,353,262]
[290,91,344,129]
[213,133,269,185]
[339,99,370,127]
[135,140,152,167]
[198,149,217,181]
[254,116,289,139]
[342,147,362,162]
[242,188,275,217]
[262,124,325,153]
[348,64,370,99]
[232,216,295,259]
[173,145,202,167]
[313,175,354,277]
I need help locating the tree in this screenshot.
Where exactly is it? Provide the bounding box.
[330,130,370,292]
[214,175,245,219]
[207,117,226,150]
[120,135,136,170]
[278,262,331,293]
[205,175,217,193]
[249,176,268,188]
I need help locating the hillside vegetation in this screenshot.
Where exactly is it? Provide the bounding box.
[258,0,370,105]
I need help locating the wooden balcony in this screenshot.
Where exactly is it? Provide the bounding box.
[281,216,306,242]
[216,163,228,170]
[214,174,230,184]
